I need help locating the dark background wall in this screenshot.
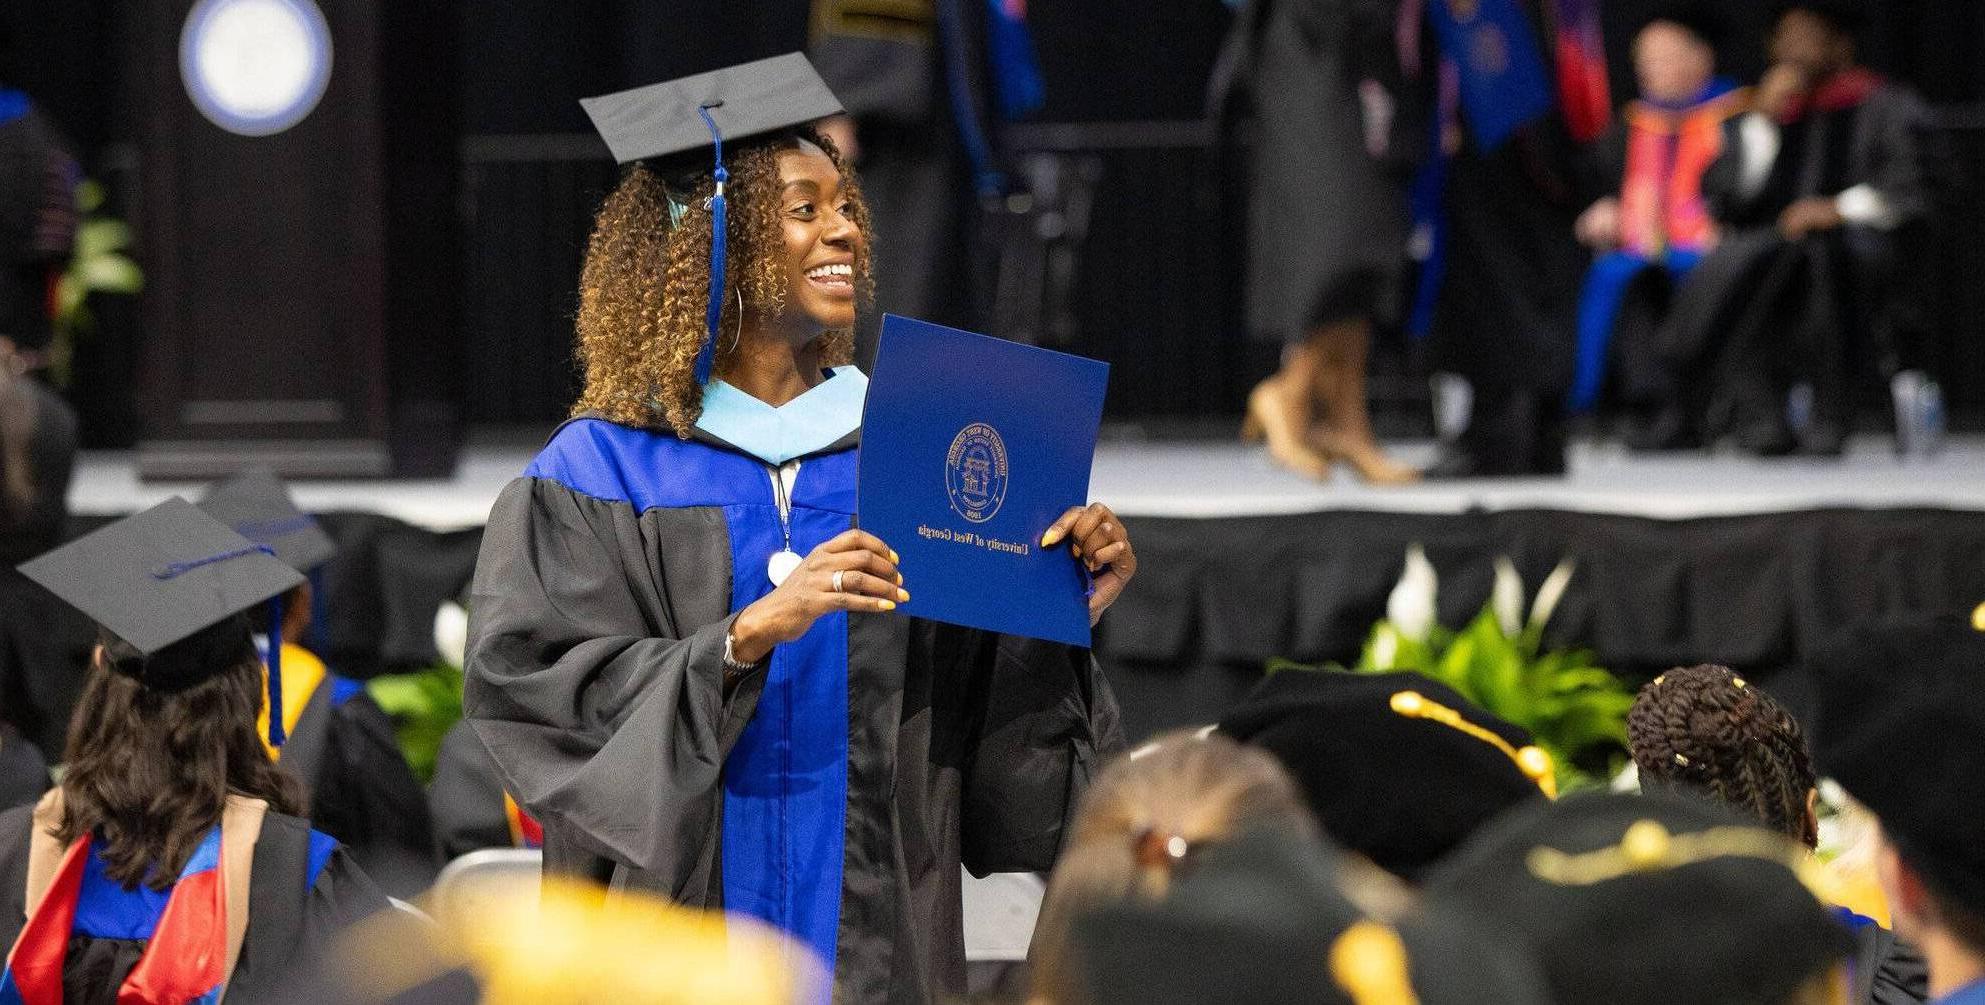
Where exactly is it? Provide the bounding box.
[4,0,1982,440]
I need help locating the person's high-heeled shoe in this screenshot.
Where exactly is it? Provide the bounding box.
[1242,379,1335,480]
[1310,424,1420,485]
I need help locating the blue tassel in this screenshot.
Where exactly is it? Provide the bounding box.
[266,593,285,747]
[696,104,729,386]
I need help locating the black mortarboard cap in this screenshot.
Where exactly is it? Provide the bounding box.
[580,53,844,388]
[198,466,336,573]
[17,497,305,744]
[1218,669,1553,881]
[1808,613,1985,919]
[1423,790,1853,1005]
[579,53,843,168]
[1073,826,1550,1004]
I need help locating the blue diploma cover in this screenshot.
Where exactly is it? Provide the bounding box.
[859,315,1109,647]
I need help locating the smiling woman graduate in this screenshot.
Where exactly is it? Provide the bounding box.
[461,54,1132,1004]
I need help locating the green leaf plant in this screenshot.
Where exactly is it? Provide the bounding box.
[1269,546,1633,792]
[363,600,469,783]
[49,179,144,386]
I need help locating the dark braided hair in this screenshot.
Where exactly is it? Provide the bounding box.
[1627,664,1819,847]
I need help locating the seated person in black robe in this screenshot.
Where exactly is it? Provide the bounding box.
[1041,733,1552,1004]
[198,468,438,899]
[465,58,1131,1004]
[428,717,541,861]
[1662,1,1932,455]
[0,337,90,758]
[1809,615,1985,1005]
[1,500,388,1003]
[1629,664,1928,1003]
[1425,791,1859,1005]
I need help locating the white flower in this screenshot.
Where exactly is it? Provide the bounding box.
[1528,558,1577,634]
[433,600,469,670]
[1371,623,1401,669]
[1386,544,1439,642]
[1491,557,1524,638]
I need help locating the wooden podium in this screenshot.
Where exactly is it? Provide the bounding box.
[135,0,459,479]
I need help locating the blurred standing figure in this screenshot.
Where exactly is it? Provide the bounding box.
[0,33,77,367]
[811,0,1042,364]
[1418,0,1595,478]
[1213,0,1419,484]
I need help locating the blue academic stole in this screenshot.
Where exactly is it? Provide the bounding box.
[721,449,859,983]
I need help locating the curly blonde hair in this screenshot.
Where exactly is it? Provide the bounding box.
[572,129,873,434]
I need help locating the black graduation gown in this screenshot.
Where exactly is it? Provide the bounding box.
[1429,109,1586,394]
[1212,0,1416,341]
[1848,917,1929,1005]
[0,104,77,354]
[427,718,518,860]
[0,376,88,756]
[1412,0,1585,474]
[464,416,1122,1005]
[1664,81,1932,445]
[0,804,389,1005]
[276,670,439,901]
[0,730,48,811]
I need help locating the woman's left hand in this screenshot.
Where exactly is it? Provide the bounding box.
[1041,503,1137,627]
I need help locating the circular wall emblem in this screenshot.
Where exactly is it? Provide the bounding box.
[180,0,334,137]
[945,423,1009,524]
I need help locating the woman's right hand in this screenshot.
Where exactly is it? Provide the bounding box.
[729,530,905,664]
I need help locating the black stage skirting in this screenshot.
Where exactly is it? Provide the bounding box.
[1102,508,1985,738]
[24,507,1985,747]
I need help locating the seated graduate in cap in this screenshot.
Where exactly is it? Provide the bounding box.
[1026,731,1327,1005]
[0,499,390,1003]
[1566,6,1748,445]
[1809,614,1985,1005]
[462,54,1133,1003]
[1629,663,1928,1004]
[1061,764,1550,1005]
[198,469,438,899]
[1216,668,1555,883]
[1425,790,1857,1005]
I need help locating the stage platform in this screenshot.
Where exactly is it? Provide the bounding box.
[61,432,1985,742]
[68,433,1985,528]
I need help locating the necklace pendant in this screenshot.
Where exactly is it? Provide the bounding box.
[767,549,803,587]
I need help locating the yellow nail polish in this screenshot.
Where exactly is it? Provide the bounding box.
[898,589,910,603]
[888,549,899,564]
[878,600,897,611]
[895,573,904,586]
[1041,529,1061,547]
